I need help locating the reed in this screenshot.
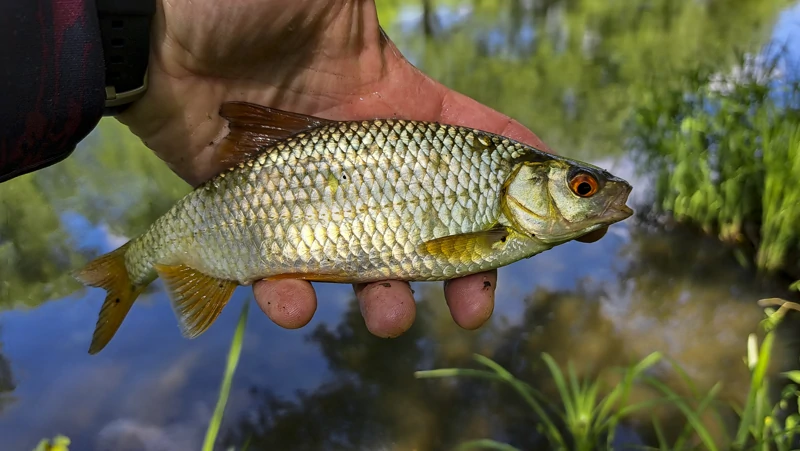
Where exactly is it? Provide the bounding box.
[629,51,800,279]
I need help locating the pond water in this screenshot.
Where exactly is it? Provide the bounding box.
[1,1,799,450]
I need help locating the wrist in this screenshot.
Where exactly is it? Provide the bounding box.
[96,0,156,116]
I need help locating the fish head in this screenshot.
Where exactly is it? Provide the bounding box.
[502,158,633,244]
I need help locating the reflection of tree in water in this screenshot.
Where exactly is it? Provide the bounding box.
[224,297,547,450]
[0,120,187,310]
[492,224,799,446]
[0,339,16,414]
[225,224,798,450]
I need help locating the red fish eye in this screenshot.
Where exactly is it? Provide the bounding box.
[569,173,599,197]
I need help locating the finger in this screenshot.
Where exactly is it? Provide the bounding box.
[252,279,317,329]
[443,270,497,330]
[575,226,609,243]
[353,280,416,338]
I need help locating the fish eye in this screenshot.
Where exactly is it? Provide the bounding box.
[569,172,599,197]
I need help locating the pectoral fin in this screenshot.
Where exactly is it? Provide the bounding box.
[153,264,238,339]
[418,225,511,260]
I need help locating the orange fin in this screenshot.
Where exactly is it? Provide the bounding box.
[153,263,238,339]
[72,242,146,355]
[217,101,335,167]
[418,225,511,260]
[264,272,354,283]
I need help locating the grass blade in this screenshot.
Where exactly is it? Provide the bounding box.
[652,416,669,450]
[541,353,576,423]
[202,301,249,451]
[473,354,567,446]
[417,356,566,447]
[734,331,776,447]
[646,376,720,451]
[415,368,506,381]
[456,439,524,451]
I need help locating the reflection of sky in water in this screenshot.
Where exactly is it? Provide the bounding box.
[0,212,352,450]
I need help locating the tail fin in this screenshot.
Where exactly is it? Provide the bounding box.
[72,242,145,354]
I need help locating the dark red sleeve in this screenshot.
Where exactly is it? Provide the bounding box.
[0,0,106,183]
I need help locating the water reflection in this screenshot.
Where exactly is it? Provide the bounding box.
[0,340,14,416]
[215,220,796,450]
[0,121,188,311]
[0,0,797,449]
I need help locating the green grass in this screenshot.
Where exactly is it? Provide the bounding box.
[415,299,800,451]
[630,52,800,278]
[416,352,665,450]
[203,301,250,451]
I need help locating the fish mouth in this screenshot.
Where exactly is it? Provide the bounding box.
[606,203,634,221]
[600,183,634,222]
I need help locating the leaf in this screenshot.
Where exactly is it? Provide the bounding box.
[790,280,800,292]
[783,371,800,385]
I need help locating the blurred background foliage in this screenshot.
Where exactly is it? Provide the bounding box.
[378,0,791,160]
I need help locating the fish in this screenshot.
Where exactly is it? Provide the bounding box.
[73,101,634,354]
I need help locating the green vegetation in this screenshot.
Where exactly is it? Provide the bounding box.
[379,0,790,160]
[32,435,70,451]
[203,302,250,451]
[417,351,664,450]
[415,300,800,451]
[630,52,800,278]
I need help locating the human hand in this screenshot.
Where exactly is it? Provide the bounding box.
[117,0,555,337]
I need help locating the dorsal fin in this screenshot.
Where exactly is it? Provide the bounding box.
[216,101,335,167]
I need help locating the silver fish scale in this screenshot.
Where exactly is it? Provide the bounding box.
[126,120,536,285]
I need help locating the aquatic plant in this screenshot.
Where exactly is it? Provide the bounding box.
[414,299,800,450]
[31,435,70,451]
[203,301,249,451]
[415,352,665,450]
[629,51,800,279]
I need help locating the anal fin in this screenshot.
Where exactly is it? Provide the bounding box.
[418,225,511,260]
[153,263,238,339]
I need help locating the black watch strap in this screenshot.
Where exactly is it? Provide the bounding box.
[97,0,156,116]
